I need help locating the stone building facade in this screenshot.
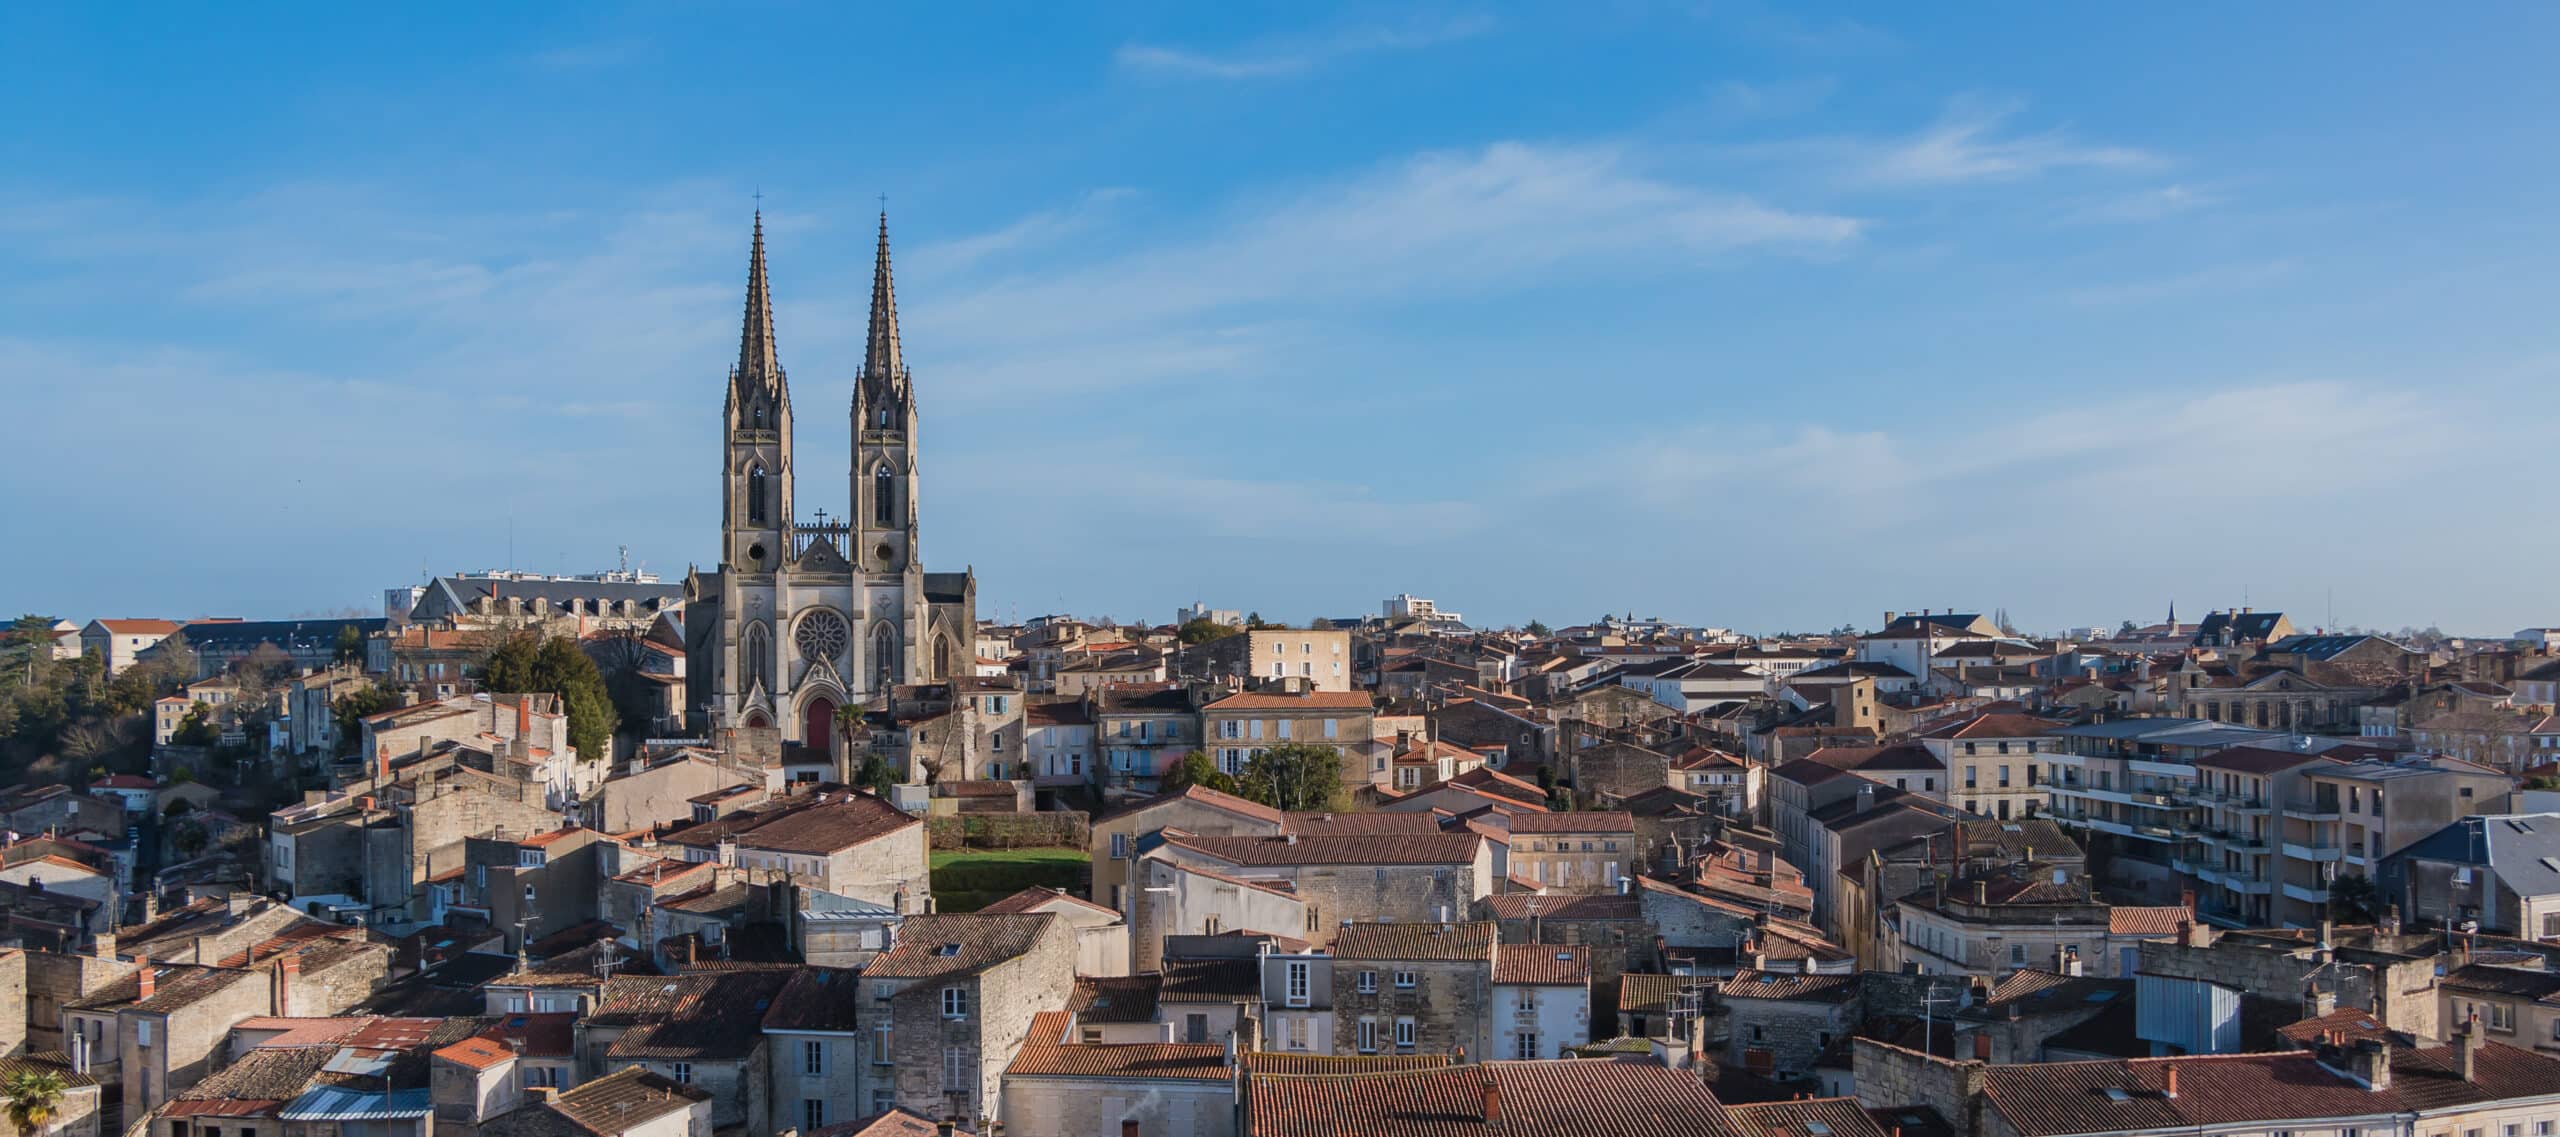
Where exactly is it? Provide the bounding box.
[685,214,978,757]
[1326,922,1496,1061]
[868,912,1077,1128]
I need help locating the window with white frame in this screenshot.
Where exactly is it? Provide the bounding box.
[670,1062,692,1084]
[1286,961,1311,1006]
[1395,1017,1416,1049]
[942,986,970,1018]
[1394,970,1416,989]
[943,1047,970,1091]
[1358,970,1378,993]
[803,1039,825,1075]
[1357,1018,1378,1053]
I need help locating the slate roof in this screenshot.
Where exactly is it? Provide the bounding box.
[1331,922,1497,962]
[2395,814,2560,899]
[864,913,1057,978]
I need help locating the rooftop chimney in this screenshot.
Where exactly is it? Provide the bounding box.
[1481,1079,1501,1122]
[2458,1018,2483,1082]
[1121,1121,1141,1137]
[2345,1038,2391,1090]
[274,951,301,1015]
[135,957,155,1000]
[2163,1063,2178,1098]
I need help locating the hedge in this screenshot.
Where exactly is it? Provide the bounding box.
[926,812,1090,851]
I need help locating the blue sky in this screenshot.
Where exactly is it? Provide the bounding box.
[6,4,2557,635]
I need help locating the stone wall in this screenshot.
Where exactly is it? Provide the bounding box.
[1001,1076,1235,1137]
[824,824,933,911]
[282,945,393,1017]
[1329,959,1491,1061]
[1721,995,1855,1079]
[21,950,133,1053]
[1851,1038,1988,1137]
[889,919,1076,1127]
[928,812,1090,851]
[1287,865,1480,949]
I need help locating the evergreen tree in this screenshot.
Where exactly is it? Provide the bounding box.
[482,633,619,764]
[1236,743,1340,811]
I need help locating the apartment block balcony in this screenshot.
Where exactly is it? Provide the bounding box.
[2283,799,2344,822]
[2202,831,2271,854]
[2281,841,2344,863]
[2282,881,2331,904]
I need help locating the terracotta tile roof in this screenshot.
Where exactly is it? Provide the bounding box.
[761,966,867,1032]
[1493,944,1591,986]
[2277,1007,2393,1046]
[1443,766,1548,805]
[1719,970,1856,1002]
[1503,810,1635,835]
[433,1036,517,1070]
[66,963,260,1015]
[1095,783,1286,826]
[661,792,920,855]
[1248,1058,1745,1137]
[172,1045,334,1110]
[1981,1043,2560,1137]
[1332,921,1496,962]
[1283,810,1449,836]
[1161,956,1263,1002]
[1163,829,1481,867]
[864,912,1057,978]
[1242,1052,1455,1076]
[547,1067,709,1134]
[1481,894,1640,922]
[478,1012,577,1058]
[812,1108,973,1137]
[979,886,1122,917]
[1728,1098,1893,1137]
[1008,1010,1232,1080]
[1920,714,2063,740]
[1070,974,1163,1023]
[595,968,794,1060]
[2107,905,2193,936]
[1618,973,1697,1015]
[97,619,182,634]
[1205,691,1375,711]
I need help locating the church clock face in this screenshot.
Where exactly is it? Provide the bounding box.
[795,609,849,663]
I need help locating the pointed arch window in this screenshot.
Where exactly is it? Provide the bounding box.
[870,624,900,691]
[933,636,953,681]
[748,465,769,525]
[742,621,772,696]
[753,404,766,429]
[874,466,896,527]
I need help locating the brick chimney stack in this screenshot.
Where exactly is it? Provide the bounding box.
[1480,1079,1501,1122]
[274,951,301,1015]
[135,956,155,999]
[2163,1063,2178,1097]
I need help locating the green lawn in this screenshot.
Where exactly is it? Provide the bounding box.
[930,846,1092,912]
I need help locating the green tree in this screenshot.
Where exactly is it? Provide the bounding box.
[2118,619,2139,638]
[1236,743,1340,812]
[3,1068,69,1137]
[1244,612,1289,631]
[482,633,620,764]
[1166,750,1238,795]
[171,702,217,747]
[1523,620,1551,637]
[334,624,366,665]
[1177,618,1242,645]
[2328,873,2381,924]
[332,683,397,757]
[851,752,898,798]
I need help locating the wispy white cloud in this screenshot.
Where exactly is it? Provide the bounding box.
[2065,258,2295,307]
[1861,99,2157,185]
[521,39,650,72]
[2067,183,2221,224]
[913,140,1862,401]
[1115,15,1494,80]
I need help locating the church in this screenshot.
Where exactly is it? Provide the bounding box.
[683,211,976,757]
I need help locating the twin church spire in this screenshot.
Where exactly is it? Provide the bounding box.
[730,207,905,407]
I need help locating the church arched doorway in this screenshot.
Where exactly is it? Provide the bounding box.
[804,697,837,753]
[743,710,770,730]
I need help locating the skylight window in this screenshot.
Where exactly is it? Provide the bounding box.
[2102,1088,2133,1103]
[937,943,963,957]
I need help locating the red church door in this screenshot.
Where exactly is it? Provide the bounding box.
[804,698,837,753]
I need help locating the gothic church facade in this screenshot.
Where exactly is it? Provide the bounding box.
[684,213,975,754]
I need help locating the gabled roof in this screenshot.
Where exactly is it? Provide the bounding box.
[1008,1011,1230,1081]
[864,912,1058,978]
[1095,783,1285,826]
[1803,743,1945,773]
[1248,1057,1745,1137]
[1982,1042,2560,1137]
[660,792,919,856]
[1161,829,1482,867]
[1492,944,1591,986]
[1332,921,1496,962]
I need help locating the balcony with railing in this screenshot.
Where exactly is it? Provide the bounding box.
[2281,841,2343,862]
[2282,797,2344,822]
[792,521,853,561]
